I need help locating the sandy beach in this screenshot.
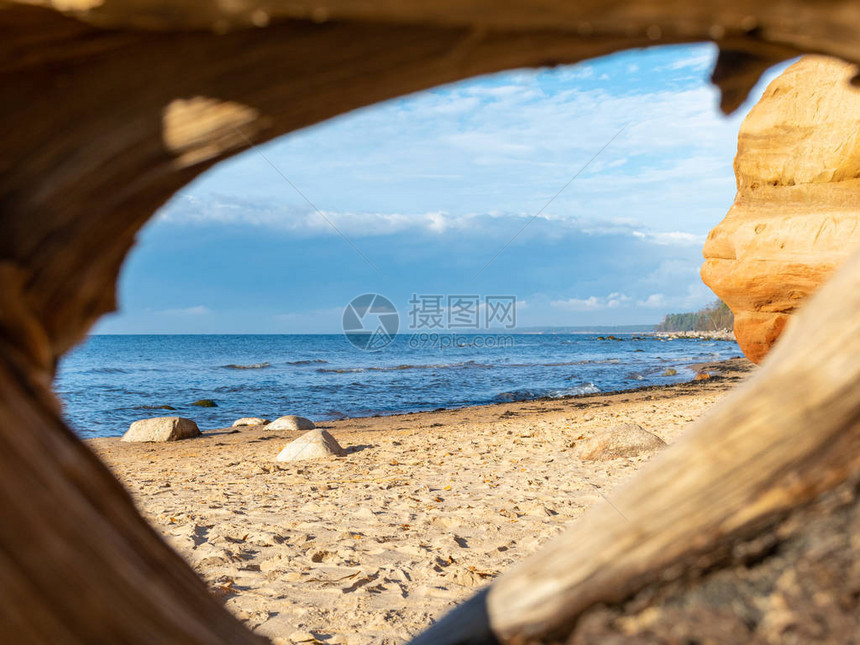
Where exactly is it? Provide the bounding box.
[90,357,754,644]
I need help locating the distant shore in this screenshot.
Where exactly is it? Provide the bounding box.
[519,329,737,341]
[653,328,735,341]
[91,357,754,644]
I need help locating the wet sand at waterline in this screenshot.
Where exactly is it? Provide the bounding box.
[90,358,754,644]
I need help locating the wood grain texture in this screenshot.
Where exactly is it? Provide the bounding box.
[1,1,860,642]
[485,247,860,640]
[411,246,860,643]
[0,268,266,643]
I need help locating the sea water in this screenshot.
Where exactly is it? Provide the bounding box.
[55,333,741,438]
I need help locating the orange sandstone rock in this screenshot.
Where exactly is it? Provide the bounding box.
[702,56,860,363]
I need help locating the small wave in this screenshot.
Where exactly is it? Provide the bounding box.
[514,358,622,367]
[90,367,130,374]
[550,382,600,397]
[376,361,489,372]
[497,382,601,402]
[114,403,177,411]
[376,362,489,372]
[285,359,328,365]
[367,364,434,372]
[461,360,495,369]
[213,384,271,393]
[318,362,483,374]
[320,358,629,376]
[222,362,271,370]
[495,390,537,402]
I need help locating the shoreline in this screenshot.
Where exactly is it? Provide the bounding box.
[90,357,754,644]
[331,355,745,425]
[82,354,748,439]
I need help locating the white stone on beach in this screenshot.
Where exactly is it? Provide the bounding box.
[276,429,345,462]
[574,423,666,460]
[122,416,200,442]
[232,417,270,427]
[266,415,316,431]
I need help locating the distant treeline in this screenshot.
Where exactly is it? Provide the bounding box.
[655,299,734,332]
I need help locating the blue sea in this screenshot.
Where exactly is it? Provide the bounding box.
[55,334,741,438]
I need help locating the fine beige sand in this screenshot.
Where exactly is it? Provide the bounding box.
[90,358,754,645]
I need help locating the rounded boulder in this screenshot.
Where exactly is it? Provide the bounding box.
[232,417,271,427]
[122,417,200,442]
[276,429,345,462]
[266,415,315,431]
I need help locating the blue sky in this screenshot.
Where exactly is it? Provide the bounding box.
[97,44,790,333]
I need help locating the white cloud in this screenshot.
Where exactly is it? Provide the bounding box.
[638,282,718,313]
[632,230,705,246]
[465,84,540,100]
[159,195,464,237]
[658,51,715,72]
[638,293,666,308]
[551,293,631,311]
[551,65,595,81]
[108,44,791,334]
[159,194,718,249]
[546,280,719,316]
[441,131,535,156]
[168,44,768,247]
[424,95,482,116]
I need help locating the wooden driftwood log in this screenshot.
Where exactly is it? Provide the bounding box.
[1,1,860,642]
[411,245,860,644]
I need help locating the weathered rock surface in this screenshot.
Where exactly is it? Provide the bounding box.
[702,56,860,363]
[276,429,346,462]
[266,416,316,431]
[574,423,666,461]
[232,417,270,427]
[122,417,200,442]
